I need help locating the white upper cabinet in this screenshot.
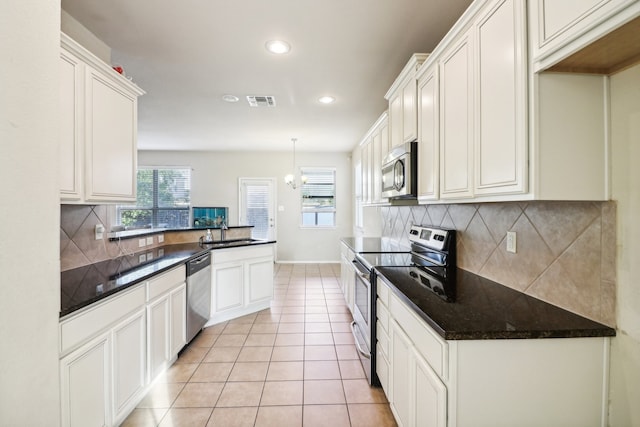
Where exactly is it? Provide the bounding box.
[385,54,429,148]
[474,0,527,196]
[60,33,145,204]
[359,111,389,205]
[529,0,640,71]
[439,29,475,200]
[59,50,82,201]
[417,64,439,201]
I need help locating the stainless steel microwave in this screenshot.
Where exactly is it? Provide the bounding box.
[381,141,417,199]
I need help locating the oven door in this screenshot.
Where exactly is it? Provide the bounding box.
[351,260,373,383]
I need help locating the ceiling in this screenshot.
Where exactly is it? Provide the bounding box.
[61,0,472,152]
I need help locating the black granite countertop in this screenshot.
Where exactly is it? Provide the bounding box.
[60,239,275,318]
[374,266,616,340]
[340,237,410,254]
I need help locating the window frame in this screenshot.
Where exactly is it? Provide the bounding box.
[299,167,337,229]
[116,166,191,229]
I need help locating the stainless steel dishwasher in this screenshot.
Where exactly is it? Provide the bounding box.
[185,252,211,343]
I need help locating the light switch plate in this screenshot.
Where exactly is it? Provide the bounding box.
[158,234,164,243]
[138,238,146,248]
[146,236,153,245]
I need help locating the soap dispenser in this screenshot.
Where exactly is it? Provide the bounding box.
[204,229,213,243]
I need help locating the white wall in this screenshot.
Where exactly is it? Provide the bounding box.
[139,150,352,262]
[0,0,61,425]
[61,10,111,63]
[609,63,640,427]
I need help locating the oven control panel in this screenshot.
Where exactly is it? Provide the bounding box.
[409,225,451,251]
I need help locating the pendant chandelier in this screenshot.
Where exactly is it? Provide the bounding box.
[284,138,307,189]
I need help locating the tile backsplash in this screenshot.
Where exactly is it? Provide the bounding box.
[60,205,249,271]
[380,201,616,326]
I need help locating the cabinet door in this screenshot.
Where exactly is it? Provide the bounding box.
[212,262,244,313]
[361,141,372,205]
[59,50,82,201]
[247,257,274,304]
[389,92,404,148]
[380,119,391,163]
[170,283,187,356]
[372,130,383,203]
[440,30,474,199]
[60,334,110,427]
[475,0,527,196]
[84,66,138,202]
[414,348,447,427]
[417,65,439,200]
[402,75,418,144]
[147,295,170,380]
[390,320,412,427]
[112,309,146,422]
[530,0,633,64]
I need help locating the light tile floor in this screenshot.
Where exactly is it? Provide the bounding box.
[122,263,398,427]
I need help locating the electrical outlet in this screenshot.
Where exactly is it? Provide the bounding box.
[138,254,146,263]
[95,224,105,240]
[146,236,153,245]
[158,234,164,243]
[138,238,146,248]
[146,251,153,261]
[506,231,517,254]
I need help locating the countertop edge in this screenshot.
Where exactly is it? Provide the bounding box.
[60,240,276,319]
[375,267,616,341]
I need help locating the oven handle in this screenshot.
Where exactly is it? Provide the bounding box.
[350,321,371,359]
[352,259,370,277]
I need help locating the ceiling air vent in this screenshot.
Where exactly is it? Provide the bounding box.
[246,95,276,107]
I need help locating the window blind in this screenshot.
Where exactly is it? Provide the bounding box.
[118,168,191,228]
[300,168,336,227]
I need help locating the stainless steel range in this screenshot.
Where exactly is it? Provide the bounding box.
[351,225,456,386]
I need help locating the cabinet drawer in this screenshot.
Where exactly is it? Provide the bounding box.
[377,280,390,307]
[376,348,390,395]
[60,284,145,355]
[377,300,390,334]
[389,292,447,378]
[147,265,186,301]
[377,320,390,359]
[212,245,273,264]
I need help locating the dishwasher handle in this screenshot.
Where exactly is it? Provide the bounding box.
[187,253,211,276]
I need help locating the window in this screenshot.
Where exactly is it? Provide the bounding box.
[117,168,191,229]
[300,167,336,227]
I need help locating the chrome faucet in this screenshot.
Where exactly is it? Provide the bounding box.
[220,221,228,241]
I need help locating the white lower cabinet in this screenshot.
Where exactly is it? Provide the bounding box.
[379,279,610,427]
[60,333,111,427]
[112,309,146,423]
[390,320,413,427]
[210,245,275,324]
[213,262,244,313]
[147,272,187,382]
[414,347,447,427]
[390,319,447,427]
[170,285,187,356]
[147,294,170,381]
[59,265,187,427]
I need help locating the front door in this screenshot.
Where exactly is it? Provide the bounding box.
[239,178,276,241]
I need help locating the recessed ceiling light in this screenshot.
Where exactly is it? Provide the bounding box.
[265,40,291,54]
[222,94,239,103]
[318,96,335,104]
